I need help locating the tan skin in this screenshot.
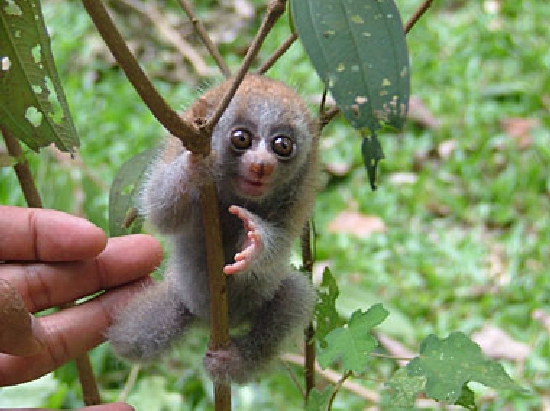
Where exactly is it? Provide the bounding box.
[0,206,164,410]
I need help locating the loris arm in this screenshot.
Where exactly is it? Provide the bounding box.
[142,143,213,234]
[224,205,292,275]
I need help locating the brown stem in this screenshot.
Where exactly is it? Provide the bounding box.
[3,128,100,405]
[118,0,214,76]
[2,128,42,208]
[204,0,288,133]
[328,370,353,409]
[176,0,231,78]
[81,0,209,155]
[301,221,316,401]
[75,355,102,405]
[256,32,298,75]
[282,353,380,403]
[199,180,231,411]
[404,0,434,34]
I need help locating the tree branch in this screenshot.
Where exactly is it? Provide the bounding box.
[81,0,209,155]
[2,128,42,208]
[256,32,297,75]
[176,0,231,78]
[204,0,288,133]
[118,0,214,76]
[405,0,434,34]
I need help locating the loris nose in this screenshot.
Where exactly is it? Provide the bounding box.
[250,162,274,178]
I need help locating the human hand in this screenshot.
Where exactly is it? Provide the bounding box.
[0,206,163,387]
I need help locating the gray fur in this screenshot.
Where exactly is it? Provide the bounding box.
[107,75,318,382]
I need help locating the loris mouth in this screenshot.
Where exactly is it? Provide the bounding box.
[238,178,269,197]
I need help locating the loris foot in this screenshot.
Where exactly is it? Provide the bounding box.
[223,205,263,275]
[204,343,248,383]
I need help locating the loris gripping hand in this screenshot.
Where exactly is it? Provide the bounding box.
[107,74,318,384]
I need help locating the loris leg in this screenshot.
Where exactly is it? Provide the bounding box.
[107,280,194,362]
[204,272,315,383]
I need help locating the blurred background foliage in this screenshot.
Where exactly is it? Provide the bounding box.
[1,0,549,409]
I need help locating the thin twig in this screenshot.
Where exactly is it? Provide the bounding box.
[3,128,101,405]
[256,32,297,75]
[281,360,306,398]
[319,107,341,131]
[176,0,231,78]
[404,0,434,34]
[301,221,316,401]
[204,0,288,133]
[2,128,42,208]
[119,0,214,76]
[328,370,352,410]
[117,365,141,402]
[282,353,380,403]
[81,0,209,155]
[74,355,102,405]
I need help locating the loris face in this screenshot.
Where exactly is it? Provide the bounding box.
[210,76,313,202]
[227,124,297,199]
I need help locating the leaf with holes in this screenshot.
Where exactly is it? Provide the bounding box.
[109,149,155,237]
[315,267,344,345]
[0,0,79,152]
[291,0,410,132]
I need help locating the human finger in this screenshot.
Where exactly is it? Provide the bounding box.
[0,234,163,313]
[0,206,107,262]
[0,279,151,386]
[0,279,44,356]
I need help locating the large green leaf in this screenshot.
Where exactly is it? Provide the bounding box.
[407,332,523,404]
[291,0,410,132]
[0,0,78,152]
[109,149,155,237]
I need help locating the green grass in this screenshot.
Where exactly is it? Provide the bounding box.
[1,0,549,409]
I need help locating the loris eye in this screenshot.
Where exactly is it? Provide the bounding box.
[272,135,294,158]
[230,128,252,152]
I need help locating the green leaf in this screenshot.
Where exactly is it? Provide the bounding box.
[305,387,332,411]
[406,332,523,404]
[318,303,389,373]
[315,266,344,344]
[361,130,384,190]
[108,149,155,237]
[382,367,426,409]
[291,0,410,132]
[455,384,478,410]
[0,0,79,152]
